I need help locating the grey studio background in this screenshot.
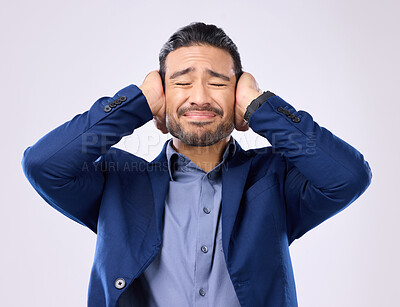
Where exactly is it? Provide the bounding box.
[1,0,398,306]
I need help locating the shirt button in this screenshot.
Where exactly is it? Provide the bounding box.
[203,207,211,214]
[201,245,208,253]
[199,288,206,296]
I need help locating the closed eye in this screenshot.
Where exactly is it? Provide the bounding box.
[175,83,226,87]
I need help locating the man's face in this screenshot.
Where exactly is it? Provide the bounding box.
[164,44,236,147]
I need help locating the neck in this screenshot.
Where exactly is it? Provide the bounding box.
[171,135,232,173]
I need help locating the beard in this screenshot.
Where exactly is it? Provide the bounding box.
[166,111,234,147]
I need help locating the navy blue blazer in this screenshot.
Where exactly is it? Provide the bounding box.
[21,84,372,307]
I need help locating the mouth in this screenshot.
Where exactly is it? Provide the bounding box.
[183,111,217,120]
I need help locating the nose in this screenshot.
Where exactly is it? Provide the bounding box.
[189,82,211,107]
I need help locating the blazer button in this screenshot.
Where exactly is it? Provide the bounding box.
[109,101,117,108]
[291,117,301,123]
[278,107,291,115]
[118,96,127,102]
[115,278,126,289]
[104,105,112,113]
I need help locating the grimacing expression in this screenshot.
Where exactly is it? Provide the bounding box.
[164,45,237,147]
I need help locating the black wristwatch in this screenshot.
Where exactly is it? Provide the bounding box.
[243,91,276,123]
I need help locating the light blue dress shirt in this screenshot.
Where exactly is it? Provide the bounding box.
[119,136,242,306]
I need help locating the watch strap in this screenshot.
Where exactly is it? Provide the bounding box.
[244,90,276,122]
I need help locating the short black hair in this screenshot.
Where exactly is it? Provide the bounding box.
[159,22,243,89]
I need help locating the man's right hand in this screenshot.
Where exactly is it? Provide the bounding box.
[139,70,169,134]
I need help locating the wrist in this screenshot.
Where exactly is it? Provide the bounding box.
[248,90,263,104]
[139,86,158,116]
[236,90,263,115]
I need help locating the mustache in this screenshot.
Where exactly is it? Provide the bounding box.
[178,106,223,117]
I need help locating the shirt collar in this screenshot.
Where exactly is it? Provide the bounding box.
[166,136,237,181]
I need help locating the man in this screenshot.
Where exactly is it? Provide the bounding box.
[21,22,372,307]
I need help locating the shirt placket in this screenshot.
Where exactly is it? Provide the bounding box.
[194,173,216,306]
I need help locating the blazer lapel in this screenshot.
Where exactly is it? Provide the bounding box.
[221,141,252,262]
[147,140,171,247]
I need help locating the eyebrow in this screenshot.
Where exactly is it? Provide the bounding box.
[169,67,231,81]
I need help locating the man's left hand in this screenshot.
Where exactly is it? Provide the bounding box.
[235,72,263,131]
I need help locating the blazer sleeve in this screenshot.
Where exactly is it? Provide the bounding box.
[21,84,154,234]
[247,93,372,245]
